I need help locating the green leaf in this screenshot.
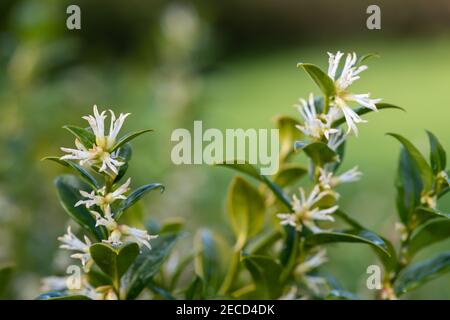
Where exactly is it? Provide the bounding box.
[333,212,397,271]
[194,229,229,293]
[90,242,140,288]
[111,129,154,152]
[426,131,446,175]
[394,251,450,296]
[274,115,302,161]
[388,133,434,191]
[227,177,265,247]
[305,229,391,260]
[415,206,450,225]
[408,218,450,257]
[332,103,405,127]
[44,157,100,189]
[396,149,423,224]
[63,125,96,148]
[297,63,336,97]
[274,163,307,187]
[55,175,106,240]
[294,141,338,166]
[242,255,283,299]
[115,183,165,220]
[125,232,180,299]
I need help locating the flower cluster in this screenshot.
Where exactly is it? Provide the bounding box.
[58,107,157,269]
[277,52,373,232]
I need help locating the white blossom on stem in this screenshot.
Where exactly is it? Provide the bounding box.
[57,226,93,271]
[75,178,131,210]
[327,52,382,135]
[319,167,362,190]
[277,186,338,232]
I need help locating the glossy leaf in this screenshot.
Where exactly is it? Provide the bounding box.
[90,242,140,286]
[43,157,100,189]
[243,255,283,299]
[332,103,404,127]
[396,148,422,224]
[415,206,450,225]
[294,141,338,166]
[408,218,450,257]
[388,133,434,191]
[426,131,446,175]
[115,183,165,220]
[326,289,360,300]
[394,251,450,296]
[36,292,91,300]
[305,229,391,260]
[55,175,106,240]
[111,129,154,152]
[297,63,336,97]
[125,232,180,299]
[113,144,132,184]
[63,125,96,149]
[227,177,265,247]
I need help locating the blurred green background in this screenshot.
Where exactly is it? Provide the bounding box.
[1,0,450,299]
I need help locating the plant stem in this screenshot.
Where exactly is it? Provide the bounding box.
[218,247,241,296]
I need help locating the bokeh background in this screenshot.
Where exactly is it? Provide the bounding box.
[1,0,450,299]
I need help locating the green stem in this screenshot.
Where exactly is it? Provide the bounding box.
[261,176,292,211]
[280,230,300,284]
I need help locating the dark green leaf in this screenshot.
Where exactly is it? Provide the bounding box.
[408,218,450,257]
[36,292,91,300]
[44,157,100,189]
[388,133,434,191]
[394,251,450,296]
[396,148,422,224]
[243,255,283,299]
[90,242,140,286]
[426,130,446,175]
[415,206,450,225]
[111,129,153,152]
[297,63,336,97]
[332,103,405,127]
[55,175,106,240]
[305,229,391,260]
[295,141,338,166]
[125,233,180,299]
[115,183,165,220]
[63,125,96,148]
[113,144,132,184]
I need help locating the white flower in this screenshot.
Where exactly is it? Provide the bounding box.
[82,106,130,150]
[120,225,158,249]
[58,226,93,270]
[327,52,382,135]
[75,178,131,209]
[92,206,157,249]
[326,130,346,152]
[61,105,129,176]
[277,186,338,232]
[319,167,362,189]
[295,93,338,140]
[296,249,328,274]
[90,206,118,231]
